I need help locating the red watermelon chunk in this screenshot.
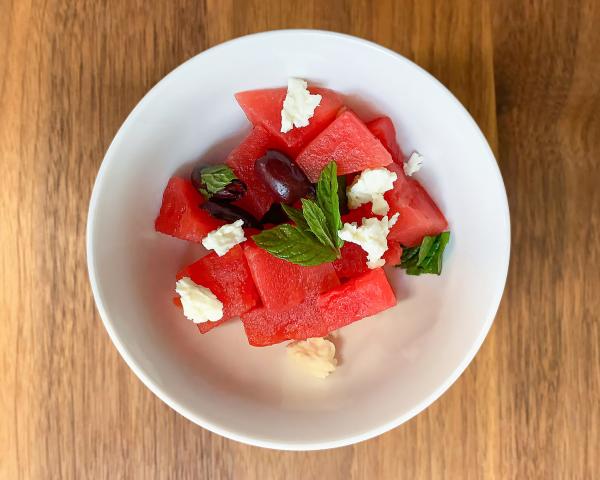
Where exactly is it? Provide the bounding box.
[242,268,396,346]
[333,242,369,280]
[333,238,403,279]
[367,116,403,163]
[225,126,277,219]
[341,203,374,224]
[235,87,343,157]
[383,241,403,266]
[243,241,340,311]
[295,111,393,182]
[155,177,224,242]
[316,268,396,335]
[241,298,319,346]
[176,245,260,334]
[384,163,448,246]
[335,202,403,277]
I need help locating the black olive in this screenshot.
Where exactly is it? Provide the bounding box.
[260,203,289,225]
[200,200,261,229]
[191,165,247,202]
[211,179,247,202]
[255,150,314,204]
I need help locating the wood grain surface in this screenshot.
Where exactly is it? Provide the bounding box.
[1,0,598,478]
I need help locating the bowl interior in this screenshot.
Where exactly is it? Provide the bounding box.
[88,31,509,449]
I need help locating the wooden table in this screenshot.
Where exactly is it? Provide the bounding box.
[1,1,598,478]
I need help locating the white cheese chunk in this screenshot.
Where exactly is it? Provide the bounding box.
[175,277,223,324]
[347,167,398,215]
[280,78,322,133]
[287,338,337,379]
[338,213,400,268]
[404,151,424,176]
[202,219,246,256]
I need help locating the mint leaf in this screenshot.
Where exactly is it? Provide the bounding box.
[200,164,237,197]
[281,204,309,231]
[252,161,346,267]
[399,246,420,272]
[316,161,344,248]
[252,225,338,266]
[337,174,349,214]
[301,199,336,249]
[398,232,451,275]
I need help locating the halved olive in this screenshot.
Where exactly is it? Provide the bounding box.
[200,200,260,229]
[191,164,247,202]
[255,150,314,204]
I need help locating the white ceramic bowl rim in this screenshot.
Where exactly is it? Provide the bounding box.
[87,29,510,450]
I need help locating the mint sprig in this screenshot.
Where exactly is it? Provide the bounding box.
[252,225,338,266]
[301,198,336,249]
[281,204,309,231]
[316,162,344,248]
[252,161,344,266]
[398,232,451,275]
[199,164,237,198]
[337,174,349,214]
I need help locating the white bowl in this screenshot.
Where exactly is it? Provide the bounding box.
[87,30,510,450]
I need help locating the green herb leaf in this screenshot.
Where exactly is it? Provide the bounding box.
[281,204,309,231]
[399,246,420,273]
[251,161,346,267]
[301,199,336,249]
[200,164,237,198]
[252,225,338,266]
[398,232,451,275]
[316,161,344,248]
[337,174,348,214]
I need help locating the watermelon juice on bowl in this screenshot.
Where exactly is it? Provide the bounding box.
[87,30,510,450]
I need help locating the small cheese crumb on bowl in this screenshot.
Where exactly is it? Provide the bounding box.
[404,151,424,176]
[287,338,338,378]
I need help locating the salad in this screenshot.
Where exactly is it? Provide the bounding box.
[155,78,450,378]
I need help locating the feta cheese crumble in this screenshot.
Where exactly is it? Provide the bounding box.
[338,213,400,268]
[202,219,246,256]
[287,338,337,378]
[175,277,223,324]
[347,167,398,215]
[404,151,424,176]
[280,78,322,133]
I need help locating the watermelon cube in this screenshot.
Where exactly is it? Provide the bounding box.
[366,116,403,163]
[333,237,403,280]
[176,245,260,333]
[241,268,396,346]
[241,298,319,347]
[225,126,278,219]
[243,241,340,311]
[316,268,396,335]
[384,163,448,246]
[155,177,224,242]
[295,111,393,182]
[235,87,343,157]
[341,203,375,225]
[332,242,369,280]
[383,241,403,266]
